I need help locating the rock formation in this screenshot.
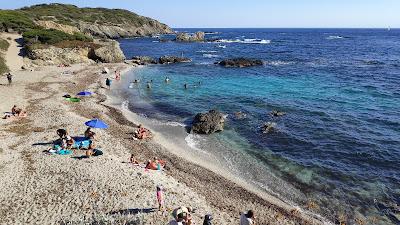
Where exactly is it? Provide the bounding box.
[175,32,205,42]
[217,58,264,68]
[159,56,192,64]
[191,110,225,134]
[131,56,158,65]
[92,40,125,63]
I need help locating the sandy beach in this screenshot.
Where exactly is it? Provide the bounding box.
[0,35,328,225]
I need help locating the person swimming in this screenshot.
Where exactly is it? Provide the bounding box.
[165,77,170,83]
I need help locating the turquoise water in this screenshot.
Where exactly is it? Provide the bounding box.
[118,29,400,224]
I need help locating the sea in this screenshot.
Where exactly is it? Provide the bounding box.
[114,28,400,224]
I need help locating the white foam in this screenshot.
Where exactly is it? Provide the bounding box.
[215,39,271,44]
[266,61,293,66]
[184,134,211,155]
[202,54,219,58]
[196,50,218,53]
[326,35,344,40]
[121,100,129,110]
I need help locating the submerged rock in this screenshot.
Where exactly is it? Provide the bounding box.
[261,122,277,134]
[159,56,192,64]
[191,110,225,134]
[217,58,263,68]
[270,110,286,117]
[175,31,205,42]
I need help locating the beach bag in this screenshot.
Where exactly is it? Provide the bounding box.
[93,149,103,156]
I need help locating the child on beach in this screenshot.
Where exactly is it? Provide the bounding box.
[156,185,164,211]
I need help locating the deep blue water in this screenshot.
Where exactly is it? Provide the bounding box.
[118,29,400,224]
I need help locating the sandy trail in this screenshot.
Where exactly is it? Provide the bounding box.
[0,33,25,72]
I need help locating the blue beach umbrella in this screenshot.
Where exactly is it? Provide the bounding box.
[85,118,109,129]
[77,91,92,96]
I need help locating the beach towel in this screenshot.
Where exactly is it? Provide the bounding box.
[66,98,81,102]
[56,149,72,155]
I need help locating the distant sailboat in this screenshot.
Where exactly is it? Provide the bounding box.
[387,26,391,31]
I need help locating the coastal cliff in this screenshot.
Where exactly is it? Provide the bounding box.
[0,3,173,65]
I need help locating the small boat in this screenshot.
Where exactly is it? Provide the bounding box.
[387,26,391,31]
[217,44,226,49]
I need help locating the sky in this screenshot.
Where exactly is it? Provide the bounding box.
[2,0,399,28]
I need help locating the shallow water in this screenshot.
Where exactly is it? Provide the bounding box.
[117,29,400,224]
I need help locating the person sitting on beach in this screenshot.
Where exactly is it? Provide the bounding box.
[64,135,75,150]
[153,157,166,167]
[57,129,67,139]
[203,214,213,225]
[145,160,158,170]
[85,140,103,157]
[129,154,139,164]
[172,206,192,220]
[84,127,96,139]
[169,213,185,225]
[134,124,152,140]
[240,210,255,225]
[10,105,27,117]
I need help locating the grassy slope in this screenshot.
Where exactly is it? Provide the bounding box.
[0,38,9,74]
[20,3,151,27]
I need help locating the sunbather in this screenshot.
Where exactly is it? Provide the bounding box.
[84,127,96,139]
[85,140,103,157]
[134,124,152,140]
[129,154,139,164]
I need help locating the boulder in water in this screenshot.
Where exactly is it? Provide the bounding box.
[132,56,158,65]
[191,110,225,134]
[270,110,286,117]
[217,58,263,68]
[159,56,192,64]
[175,31,205,42]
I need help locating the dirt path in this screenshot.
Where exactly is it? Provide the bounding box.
[1,33,25,72]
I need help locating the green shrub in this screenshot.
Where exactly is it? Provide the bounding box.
[0,10,36,32]
[0,38,10,51]
[0,55,9,74]
[23,28,92,45]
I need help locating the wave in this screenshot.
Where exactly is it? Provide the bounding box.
[184,134,211,155]
[152,40,159,43]
[196,50,218,53]
[265,60,294,66]
[326,35,344,40]
[203,54,219,58]
[215,38,271,44]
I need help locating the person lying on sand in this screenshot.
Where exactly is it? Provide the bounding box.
[134,124,152,140]
[63,135,75,150]
[3,106,27,119]
[85,140,103,157]
[129,154,140,164]
[145,158,166,170]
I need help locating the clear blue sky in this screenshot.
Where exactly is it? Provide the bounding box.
[2,0,399,28]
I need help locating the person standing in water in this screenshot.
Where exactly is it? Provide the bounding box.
[147,82,152,89]
[106,78,112,89]
[165,77,170,83]
[184,83,188,89]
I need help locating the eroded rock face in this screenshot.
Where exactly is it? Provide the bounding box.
[27,47,94,66]
[191,110,225,134]
[35,20,80,35]
[217,58,263,68]
[175,32,205,42]
[92,41,126,63]
[158,56,191,64]
[78,21,173,39]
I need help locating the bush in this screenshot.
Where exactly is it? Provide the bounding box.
[0,38,10,51]
[0,10,36,32]
[0,55,9,74]
[23,28,92,45]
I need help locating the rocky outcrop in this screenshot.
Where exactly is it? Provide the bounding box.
[270,110,286,117]
[91,40,125,63]
[27,46,94,66]
[27,40,126,65]
[217,58,264,68]
[191,110,225,134]
[35,20,80,35]
[131,56,158,65]
[175,32,205,42]
[77,21,173,39]
[159,56,191,64]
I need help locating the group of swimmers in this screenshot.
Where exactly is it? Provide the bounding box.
[3,105,27,119]
[129,77,202,90]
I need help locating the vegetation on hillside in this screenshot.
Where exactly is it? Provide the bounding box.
[0,38,10,51]
[23,28,92,45]
[0,10,36,32]
[20,3,151,26]
[0,38,9,74]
